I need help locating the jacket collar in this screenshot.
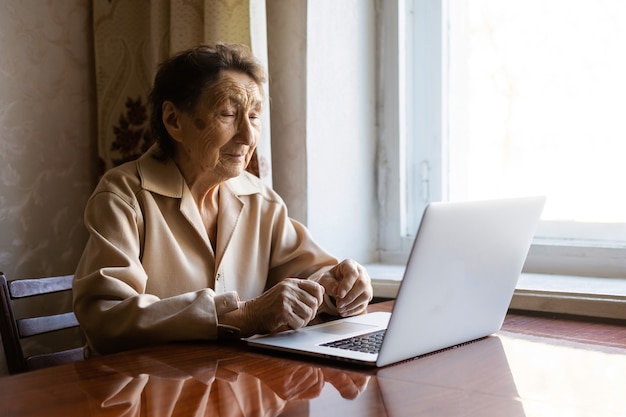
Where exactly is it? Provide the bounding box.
[136,145,263,198]
[136,145,265,268]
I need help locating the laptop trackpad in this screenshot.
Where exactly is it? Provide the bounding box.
[312,321,378,335]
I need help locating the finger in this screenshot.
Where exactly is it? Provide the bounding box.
[294,279,325,306]
[323,370,370,399]
[289,367,324,400]
[338,299,369,317]
[334,260,360,299]
[286,311,308,330]
[335,264,371,308]
[286,281,324,329]
[288,297,316,325]
[270,324,290,334]
[326,372,360,399]
[338,280,371,308]
[316,270,339,296]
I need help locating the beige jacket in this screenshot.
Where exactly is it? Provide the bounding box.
[73,146,338,355]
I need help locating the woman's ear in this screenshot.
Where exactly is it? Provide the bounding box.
[162,101,184,143]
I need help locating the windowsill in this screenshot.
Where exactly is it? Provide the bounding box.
[364,264,626,321]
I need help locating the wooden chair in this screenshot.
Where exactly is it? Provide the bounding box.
[0,273,84,374]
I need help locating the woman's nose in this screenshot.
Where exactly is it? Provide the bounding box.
[236,118,256,145]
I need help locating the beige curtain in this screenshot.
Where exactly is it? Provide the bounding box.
[92,0,272,185]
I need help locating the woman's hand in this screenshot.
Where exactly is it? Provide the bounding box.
[223,278,325,336]
[317,259,373,317]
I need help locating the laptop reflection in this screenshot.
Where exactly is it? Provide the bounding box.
[374,335,525,416]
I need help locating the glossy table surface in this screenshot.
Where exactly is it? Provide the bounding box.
[1,301,625,417]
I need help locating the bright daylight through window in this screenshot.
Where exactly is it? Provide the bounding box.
[405,0,626,254]
[376,0,626,317]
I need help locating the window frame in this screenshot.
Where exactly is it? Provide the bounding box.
[377,0,626,280]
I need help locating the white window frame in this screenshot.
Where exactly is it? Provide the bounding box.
[378,0,447,264]
[376,0,626,318]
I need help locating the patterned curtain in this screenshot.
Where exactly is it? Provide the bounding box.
[92,0,272,184]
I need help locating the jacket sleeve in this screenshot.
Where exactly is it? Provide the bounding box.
[73,190,238,355]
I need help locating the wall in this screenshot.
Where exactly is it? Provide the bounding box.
[0,0,96,375]
[307,0,378,261]
[267,0,309,224]
[268,0,379,263]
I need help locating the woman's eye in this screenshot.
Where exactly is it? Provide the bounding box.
[249,113,261,125]
[250,108,262,119]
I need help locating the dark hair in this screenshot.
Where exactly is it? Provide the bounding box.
[148,43,267,159]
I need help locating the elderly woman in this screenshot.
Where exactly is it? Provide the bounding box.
[73,43,373,356]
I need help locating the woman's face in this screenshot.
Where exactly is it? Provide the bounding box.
[173,70,263,181]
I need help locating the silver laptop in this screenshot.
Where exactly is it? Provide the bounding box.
[246,196,546,367]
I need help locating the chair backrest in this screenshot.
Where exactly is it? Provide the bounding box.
[0,273,84,374]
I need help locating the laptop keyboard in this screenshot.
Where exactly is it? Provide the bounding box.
[320,329,386,354]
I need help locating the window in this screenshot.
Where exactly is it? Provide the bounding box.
[379,0,626,280]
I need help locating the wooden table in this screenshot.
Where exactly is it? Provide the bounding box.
[1,301,625,416]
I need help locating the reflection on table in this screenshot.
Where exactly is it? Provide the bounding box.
[65,335,524,417]
[73,349,372,417]
[2,300,626,417]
